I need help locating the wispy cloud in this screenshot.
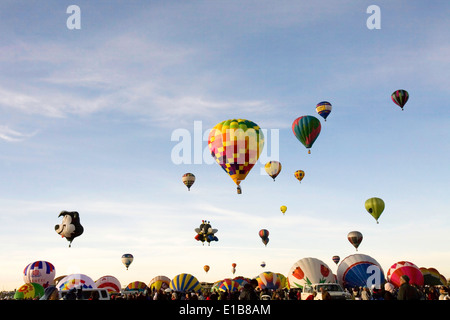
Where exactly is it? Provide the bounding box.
[0,124,36,142]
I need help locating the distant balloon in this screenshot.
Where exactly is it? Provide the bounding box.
[387,261,424,288]
[347,231,363,251]
[259,229,269,247]
[332,256,340,265]
[391,89,409,111]
[260,261,266,268]
[54,210,84,247]
[316,101,332,121]
[337,254,385,289]
[294,170,305,183]
[23,261,56,288]
[204,265,210,273]
[265,161,282,181]
[365,197,385,224]
[182,173,196,191]
[231,263,237,274]
[208,119,265,194]
[121,254,134,270]
[292,115,321,154]
[280,205,287,215]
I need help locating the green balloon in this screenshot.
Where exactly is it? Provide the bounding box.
[365,197,385,223]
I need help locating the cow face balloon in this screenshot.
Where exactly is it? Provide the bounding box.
[55,211,84,247]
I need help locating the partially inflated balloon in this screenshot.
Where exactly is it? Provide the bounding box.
[365,197,385,224]
[387,261,424,287]
[170,273,202,293]
[292,116,321,154]
[316,101,332,121]
[265,161,282,181]
[208,119,264,194]
[337,254,385,289]
[347,231,363,251]
[96,276,122,293]
[391,89,409,110]
[182,173,195,191]
[294,170,305,183]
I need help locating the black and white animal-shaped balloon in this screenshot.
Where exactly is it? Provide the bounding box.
[194,220,218,246]
[55,211,84,247]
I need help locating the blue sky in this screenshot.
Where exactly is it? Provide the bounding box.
[0,0,449,291]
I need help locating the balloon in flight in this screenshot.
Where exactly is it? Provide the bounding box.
[182,173,195,191]
[316,101,332,121]
[264,161,282,181]
[365,197,385,224]
[121,254,134,270]
[294,170,305,183]
[347,231,363,251]
[292,115,321,154]
[391,89,409,111]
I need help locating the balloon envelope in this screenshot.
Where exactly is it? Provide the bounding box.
[208,119,264,193]
[292,115,321,153]
[95,276,121,293]
[256,272,282,290]
[387,261,424,287]
[294,170,305,182]
[337,254,385,289]
[347,231,363,251]
[365,197,385,223]
[316,101,332,121]
[217,278,241,292]
[280,205,287,214]
[125,281,147,292]
[23,261,56,288]
[57,274,97,291]
[288,257,336,289]
[391,89,409,110]
[265,161,282,181]
[121,254,134,270]
[204,265,210,273]
[332,256,340,265]
[170,273,202,293]
[149,276,171,291]
[182,173,195,191]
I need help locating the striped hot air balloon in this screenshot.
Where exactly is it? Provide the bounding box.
[23,261,56,288]
[316,101,332,121]
[292,115,321,154]
[182,173,195,191]
[391,89,409,110]
[170,273,202,293]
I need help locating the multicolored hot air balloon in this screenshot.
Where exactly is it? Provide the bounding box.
[365,197,385,224]
[23,261,56,288]
[316,101,332,121]
[337,254,385,289]
[182,173,195,191]
[57,274,97,291]
[14,283,45,300]
[203,265,210,273]
[347,231,363,251]
[208,119,265,194]
[170,273,202,293]
[95,275,122,293]
[294,170,305,183]
[264,161,282,181]
[149,276,171,291]
[259,229,269,246]
[125,281,148,292]
[387,261,424,287]
[121,254,134,270]
[217,278,241,292]
[233,276,251,287]
[256,272,282,290]
[287,257,336,289]
[292,115,321,154]
[391,89,409,111]
[332,256,340,265]
[194,220,219,246]
[280,205,287,215]
[54,211,84,247]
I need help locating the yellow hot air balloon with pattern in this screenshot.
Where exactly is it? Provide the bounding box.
[208,119,264,194]
[294,170,305,183]
[265,161,282,181]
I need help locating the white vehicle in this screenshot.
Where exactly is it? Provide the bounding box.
[60,288,110,300]
[301,283,351,300]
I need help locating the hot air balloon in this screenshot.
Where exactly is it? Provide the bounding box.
[217,278,241,292]
[95,276,121,293]
[182,173,195,191]
[194,220,218,246]
[203,265,210,273]
[170,273,202,293]
[54,210,84,247]
[387,261,424,287]
[365,197,385,224]
[280,205,287,215]
[149,276,171,291]
[231,263,237,275]
[14,283,45,300]
[260,261,266,268]
[256,272,282,290]
[332,256,340,265]
[292,115,321,154]
[347,231,363,251]
[391,89,409,111]
[264,161,282,181]
[287,257,336,290]
[316,101,332,121]
[294,170,305,183]
[23,261,56,288]
[125,281,148,292]
[208,119,265,194]
[121,254,134,270]
[57,274,97,291]
[337,254,385,289]
[233,276,251,287]
[259,229,269,247]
